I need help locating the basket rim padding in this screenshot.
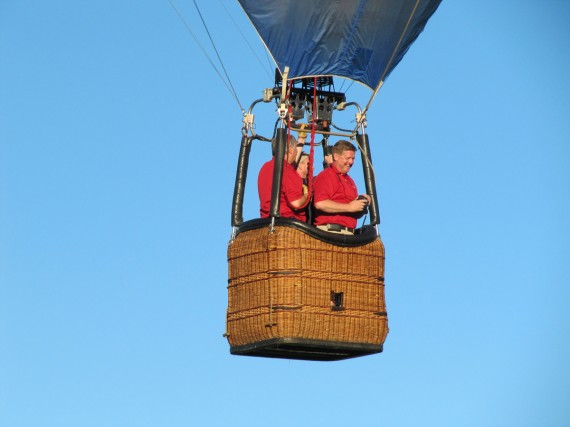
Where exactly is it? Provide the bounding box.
[235,217,378,247]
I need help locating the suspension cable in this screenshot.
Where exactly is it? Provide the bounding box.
[191,0,244,111]
[218,0,273,81]
[168,0,245,113]
[338,77,356,95]
[363,0,422,115]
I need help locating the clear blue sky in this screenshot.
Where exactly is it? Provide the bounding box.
[1,1,569,426]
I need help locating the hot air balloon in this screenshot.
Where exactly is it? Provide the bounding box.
[225,0,442,361]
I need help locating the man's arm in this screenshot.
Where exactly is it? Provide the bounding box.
[314,198,368,213]
[290,193,310,209]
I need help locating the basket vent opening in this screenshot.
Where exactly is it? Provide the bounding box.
[331,291,344,311]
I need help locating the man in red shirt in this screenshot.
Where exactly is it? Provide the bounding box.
[313,140,370,234]
[258,135,309,221]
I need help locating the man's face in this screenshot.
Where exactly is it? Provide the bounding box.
[333,150,355,174]
[287,145,298,163]
[297,158,309,179]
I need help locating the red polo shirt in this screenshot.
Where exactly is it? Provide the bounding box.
[258,158,306,221]
[313,164,359,228]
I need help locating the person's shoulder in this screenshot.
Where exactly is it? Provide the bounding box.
[314,166,333,180]
[259,158,274,171]
[283,162,301,181]
[284,161,296,172]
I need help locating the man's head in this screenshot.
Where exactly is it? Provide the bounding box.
[286,135,300,164]
[331,140,357,174]
[272,135,299,157]
[296,152,309,179]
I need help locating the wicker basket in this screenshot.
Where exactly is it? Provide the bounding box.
[226,224,388,361]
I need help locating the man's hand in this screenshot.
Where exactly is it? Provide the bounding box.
[348,198,369,212]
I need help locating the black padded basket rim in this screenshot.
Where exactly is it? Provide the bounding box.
[235,218,378,247]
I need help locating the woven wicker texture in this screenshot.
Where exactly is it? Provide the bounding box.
[226,226,388,348]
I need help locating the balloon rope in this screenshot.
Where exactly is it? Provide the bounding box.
[218,0,273,81]
[285,78,315,212]
[168,0,245,113]
[307,77,317,202]
[364,0,421,114]
[190,0,244,112]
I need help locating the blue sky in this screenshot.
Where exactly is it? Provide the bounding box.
[1,1,569,426]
